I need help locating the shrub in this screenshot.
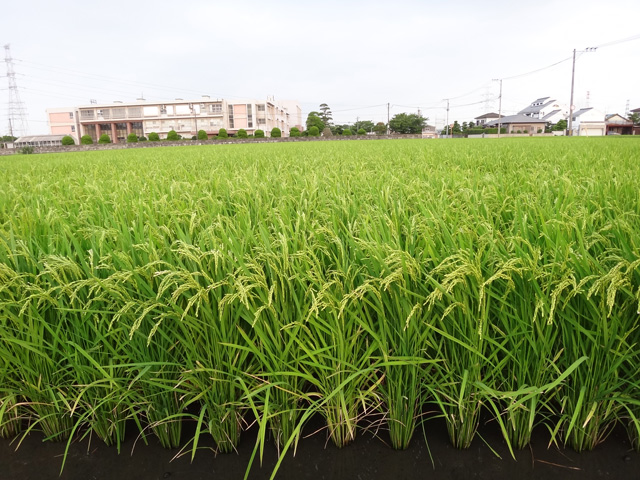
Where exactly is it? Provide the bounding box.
[98,134,111,144]
[271,127,282,138]
[19,146,34,154]
[343,129,353,136]
[322,127,332,137]
[218,128,228,138]
[61,135,75,146]
[290,127,301,137]
[309,126,320,137]
[237,129,248,138]
[255,129,265,138]
[166,130,179,141]
[357,128,366,136]
[197,130,208,140]
[138,136,147,142]
[148,132,160,141]
[516,130,522,134]
[80,135,93,145]
[127,133,138,143]
[537,129,543,134]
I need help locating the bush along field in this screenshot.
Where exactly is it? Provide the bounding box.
[1,137,639,476]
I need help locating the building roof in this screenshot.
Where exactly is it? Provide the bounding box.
[605,114,632,124]
[572,107,593,118]
[474,112,502,120]
[15,135,66,142]
[631,107,640,113]
[485,114,547,126]
[518,99,555,115]
[541,109,562,121]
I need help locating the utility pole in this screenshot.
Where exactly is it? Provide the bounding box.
[387,103,390,134]
[493,79,503,138]
[568,47,597,136]
[4,44,29,137]
[444,99,450,137]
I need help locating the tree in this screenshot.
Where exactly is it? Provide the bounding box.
[61,135,75,145]
[342,128,353,136]
[306,112,325,132]
[148,132,160,141]
[197,129,208,140]
[629,113,640,125]
[218,128,228,138]
[255,129,265,138]
[452,121,462,134]
[166,130,180,141]
[127,132,138,143]
[80,135,93,145]
[318,103,333,126]
[289,127,301,137]
[237,129,248,138]
[373,122,387,135]
[355,120,375,133]
[98,134,111,144]
[322,127,332,137]
[357,128,366,135]
[388,113,427,134]
[308,126,320,137]
[552,119,567,131]
[271,127,282,138]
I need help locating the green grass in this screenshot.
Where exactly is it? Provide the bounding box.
[1,137,639,475]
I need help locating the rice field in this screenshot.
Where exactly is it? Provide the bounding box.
[1,138,639,476]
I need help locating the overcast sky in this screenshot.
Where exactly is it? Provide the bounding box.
[3,0,639,135]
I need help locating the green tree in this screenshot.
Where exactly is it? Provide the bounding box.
[218,128,228,138]
[452,121,462,134]
[389,113,427,134]
[237,129,248,138]
[271,127,282,138]
[342,128,353,136]
[127,132,138,143]
[552,119,567,131]
[308,126,320,137]
[629,113,640,125]
[318,103,333,126]
[166,130,179,141]
[354,120,375,133]
[255,129,265,138]
[197,129,208,140]
[61,135,75,145]
[306,112,325,132]
[98,134,111,144]
[148,132,160,141]
[373,122,387,135]
[357,128,366,135]
[289,127,301,137]
[80,135,93,145]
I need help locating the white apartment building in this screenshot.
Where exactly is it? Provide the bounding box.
[47,96,303,143]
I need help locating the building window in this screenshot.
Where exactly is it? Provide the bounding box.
[160,105,167,114]
[257,105,265,112]
[247,104,253,128]
[71,126,75,132]
[228,105,234,129]
[69,112,74,119]
[210,104,222,114]
[257,118,265,125]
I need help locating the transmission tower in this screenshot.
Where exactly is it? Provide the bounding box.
[4,44,29,137]
[625,99,630,117]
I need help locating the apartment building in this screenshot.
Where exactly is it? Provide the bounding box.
[47,96,303,143]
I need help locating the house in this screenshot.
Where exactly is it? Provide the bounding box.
[474,113,502,126]
[519,97,567,124]
[570,108,605,136]
[605,114,634,135]
[422,125,437,139]
[484,114,546,134]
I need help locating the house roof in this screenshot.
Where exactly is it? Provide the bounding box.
[605,114,632,124]
[474,112,502,120]
[572,108,593,118]
[518,99,555,115]
[541,109,562,121]
[15,135,66,142]
[630,107,640,113]
[485,114,547,126]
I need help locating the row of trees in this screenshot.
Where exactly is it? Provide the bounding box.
[306,104,428,136]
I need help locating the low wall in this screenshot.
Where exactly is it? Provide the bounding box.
[0,134,424,156]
